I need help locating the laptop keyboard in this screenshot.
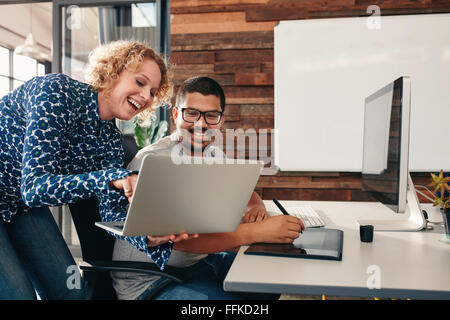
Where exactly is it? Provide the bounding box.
[287,205,325,228]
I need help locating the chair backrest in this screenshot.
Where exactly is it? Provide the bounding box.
[69,134,138,299]
[69,197,116,299]
[122,134,138,168]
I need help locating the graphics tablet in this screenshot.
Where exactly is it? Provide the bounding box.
[244,228,343,261]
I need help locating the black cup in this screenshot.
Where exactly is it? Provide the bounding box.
[360,225,374,243]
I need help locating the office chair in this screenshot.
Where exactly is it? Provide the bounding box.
[68,134,188,300]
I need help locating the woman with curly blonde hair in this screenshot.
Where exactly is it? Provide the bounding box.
[0,40,193,300]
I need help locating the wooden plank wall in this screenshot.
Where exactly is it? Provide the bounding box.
[168,0,449,202]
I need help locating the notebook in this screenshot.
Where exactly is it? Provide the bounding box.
[244,228,343,261]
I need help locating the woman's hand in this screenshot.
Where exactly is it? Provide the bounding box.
[146,232,199,247]
[110,174,138,202]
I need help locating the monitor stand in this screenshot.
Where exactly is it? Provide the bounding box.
[357,175,427,231]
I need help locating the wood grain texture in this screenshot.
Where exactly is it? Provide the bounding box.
[226,97,274,105]
[171,63,215,74]
[172,73,235,86]
[240,104,273,116]
[239,116,274,129]
[262,188,355,201]
[171,11,276,34]
[257,175,361,189]
[224,105,241,122]
[171,4,261,14]
[223,85,274,98]
[308,6,450,19]
[354,0,438,6]
[268,0,356,7]
[171,0,270,7]
[170,51,215,65]
[246,7,307,21]
[261,62,274,72]
[235,72,274,85]
[215,49,273,62]
[222,116,273,129]
[214,61,262,74]
[170,0,270,14]
[171,31,274,51]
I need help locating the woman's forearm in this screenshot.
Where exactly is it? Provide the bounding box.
[20,168,131,207]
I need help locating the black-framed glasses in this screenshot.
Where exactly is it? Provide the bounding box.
[179,107,223,125]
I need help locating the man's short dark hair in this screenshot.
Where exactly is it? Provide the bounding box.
[175,76,226,111]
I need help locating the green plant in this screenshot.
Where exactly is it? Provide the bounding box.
[133,111,169,150]
[428,169,450,209]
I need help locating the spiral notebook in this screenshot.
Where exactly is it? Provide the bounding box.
[244,228,343,261]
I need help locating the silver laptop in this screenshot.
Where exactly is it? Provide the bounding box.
[95,154,263,237]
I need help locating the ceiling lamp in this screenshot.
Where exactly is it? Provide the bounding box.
[14,33,49,61]
[14,4,49,61]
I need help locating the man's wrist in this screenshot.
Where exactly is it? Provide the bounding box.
[235,223,256,245]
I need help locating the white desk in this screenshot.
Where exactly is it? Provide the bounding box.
[224,201,450,299]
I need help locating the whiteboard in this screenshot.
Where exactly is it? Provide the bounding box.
[274,14,450,172]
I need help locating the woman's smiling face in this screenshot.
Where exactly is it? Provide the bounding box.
[98,58,162,121]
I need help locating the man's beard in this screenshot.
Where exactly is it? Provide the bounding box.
[181,127,213,155]
[181,139,207,154]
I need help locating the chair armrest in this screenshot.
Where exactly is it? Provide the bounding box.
[79,260,189,284]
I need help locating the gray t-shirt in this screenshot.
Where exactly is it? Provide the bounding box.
[111,133,225,300]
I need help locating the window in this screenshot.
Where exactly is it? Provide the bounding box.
[0,45,46,97]
[54,1,170,135]
[0,46,10,97]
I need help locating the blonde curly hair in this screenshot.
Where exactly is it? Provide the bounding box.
[84,40,173,118]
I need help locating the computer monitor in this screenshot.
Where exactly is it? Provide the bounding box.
[358,76,427,231]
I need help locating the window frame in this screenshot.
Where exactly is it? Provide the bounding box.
[51,0,171,132]
[52,0,170,74]
[0,45,48,94]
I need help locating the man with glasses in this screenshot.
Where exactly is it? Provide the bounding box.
[110,76,304,300]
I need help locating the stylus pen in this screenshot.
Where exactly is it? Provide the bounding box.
[272,197,289,215]
[272,198,303,233]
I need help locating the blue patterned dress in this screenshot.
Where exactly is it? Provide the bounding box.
[0,73,171,269]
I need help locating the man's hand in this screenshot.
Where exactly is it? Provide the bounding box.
[146,232,199,247]
[242,205,270,223]
[110,174,138,202]
[242,215,305,244]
